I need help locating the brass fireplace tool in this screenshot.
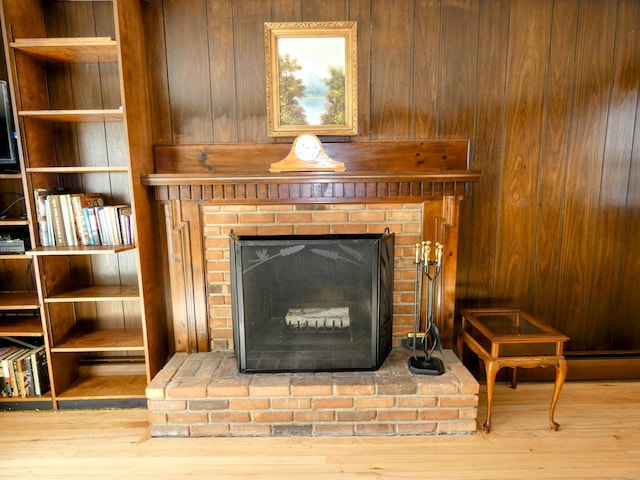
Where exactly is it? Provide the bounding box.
[409,240,445,375]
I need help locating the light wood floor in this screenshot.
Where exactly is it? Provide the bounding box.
[1,380,639,479]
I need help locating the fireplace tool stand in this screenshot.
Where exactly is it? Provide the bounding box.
[409,241,445,375]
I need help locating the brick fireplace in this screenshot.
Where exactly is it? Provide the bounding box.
[142,140,481,436]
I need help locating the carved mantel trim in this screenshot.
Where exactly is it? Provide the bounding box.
[142,140,480,353]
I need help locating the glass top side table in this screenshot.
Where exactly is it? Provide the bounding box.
[457,308,569,433]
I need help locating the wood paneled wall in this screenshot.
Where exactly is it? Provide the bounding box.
[142,0,640,355]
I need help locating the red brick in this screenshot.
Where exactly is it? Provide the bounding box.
[249,377,291,397]
[190,424,231,436]
[276,212,312,223]
[336,410,376,422]
[439,396,478,408]
[311,212,349,223]
[313,397,353,409]
[238,213,275,224]
[272,398,312,409]
[252,411,294,423]
[355,423,395,435]
[147,399,187,411]
[397,396,438,408]
[151,424,190,437]
[209,411,251,423]
[419,409,459,421]
[229,398,270,410]
[167,412,208,424]
[356,397,395,409]
[166,379,208,399]
[230,424,272,436]
[377,409,418,421]
[207,378,250,397]
[294,410,335,422]
[314,424,354,436]
[148,412,167,424]
[396,422,437,435]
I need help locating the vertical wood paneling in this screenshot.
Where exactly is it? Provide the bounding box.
[494,0,553,306]
[437,0,478,138]
[616,92,640,349]
[302,0,349,21]
[142,0,172,144]
[350,0,372,141]
[413,0,441,139]
[554,0,617,349]
[370,0,414,139]
[142,0,640,356]
[163,0,213,143]
[530,0,579,326]
[207,0,237,143]
[459,0,509,305]
[273,0,301,21]
[588,0,640,349]
[232,0,271,142]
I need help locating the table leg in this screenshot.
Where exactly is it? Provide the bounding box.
[510,367,518,389]
[483,360,499,433]
[549,358,568,431]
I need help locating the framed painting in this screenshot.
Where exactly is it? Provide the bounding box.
[264,21,358,137]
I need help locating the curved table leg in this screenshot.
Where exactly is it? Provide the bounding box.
[483,360,499,433]
[549,358,568,431]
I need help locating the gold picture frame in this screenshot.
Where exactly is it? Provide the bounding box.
[264,21,358,137]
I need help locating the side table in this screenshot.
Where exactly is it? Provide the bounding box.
[457,308,569,433]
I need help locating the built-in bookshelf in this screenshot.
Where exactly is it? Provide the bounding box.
[0,0,168,409]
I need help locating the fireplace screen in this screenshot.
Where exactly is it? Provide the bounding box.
[229,232,394,373]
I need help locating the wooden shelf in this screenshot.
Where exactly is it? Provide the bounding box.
[52,328,145,353]
[11,37,117,63]
[0,173,22,180]
[45,284,140,303]
[26,166,129,174]
[0,392,52,402]
[27,245,135,256]
[55,373,147,400]
[0,314,42,337]
[0,218,29,226]
[18,109,123,122]
[0,253,30,260]
[0,292,39,310]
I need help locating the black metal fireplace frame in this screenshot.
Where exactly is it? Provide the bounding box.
[229,232,395,373]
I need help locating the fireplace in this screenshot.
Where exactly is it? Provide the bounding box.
[229,232,394,372]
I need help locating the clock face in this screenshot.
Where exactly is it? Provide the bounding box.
[294,134,321,161]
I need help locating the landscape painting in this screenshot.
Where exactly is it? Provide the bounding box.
[265,22,358,137]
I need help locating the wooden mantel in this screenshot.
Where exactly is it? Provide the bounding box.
[142,140,480,353]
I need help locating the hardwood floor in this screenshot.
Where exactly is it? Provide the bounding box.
[1,381,639,479]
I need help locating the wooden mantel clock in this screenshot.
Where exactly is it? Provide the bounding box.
[269,134,346,173]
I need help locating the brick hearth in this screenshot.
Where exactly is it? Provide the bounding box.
[146,349,478,437]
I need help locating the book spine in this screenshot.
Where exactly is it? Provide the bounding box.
[49,195,66,246]
[71,194,91,246]
[59,194,78,246]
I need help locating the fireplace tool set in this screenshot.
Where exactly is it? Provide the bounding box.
[409,240,445,375]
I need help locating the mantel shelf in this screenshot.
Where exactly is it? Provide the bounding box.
[145,140,480,203]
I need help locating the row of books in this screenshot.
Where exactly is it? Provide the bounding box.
[0,345,50,398]
[33,190,133,247]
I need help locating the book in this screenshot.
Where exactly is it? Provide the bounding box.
[2,348,26,397]
[14,349,33,397]
[71,193,105,246]
[48,194,66,246]
[30,346,49,396]
[0,346,18,397]
[33,188,64,247]
[59,193,78,246]
[83,207,101,246]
